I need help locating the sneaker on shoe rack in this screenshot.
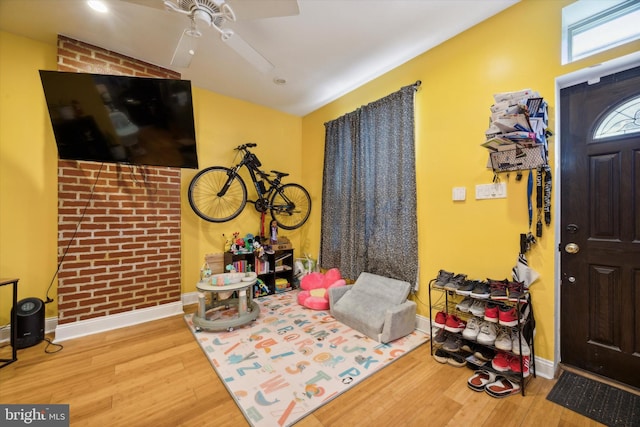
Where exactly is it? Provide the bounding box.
[484,302,499,323]
[433,348,449,364]
[511,330,531,356]
[474,346,495,362]
[507,280,527,302]
[456,280,476,296]
[433,311,447,329]
[442,334,462,352]
[444,314,467,333]
[432,328,447,348]
[489,279,509,301]
[433,270,454,289]
[467,369,497,392]
[469,300,486,317]
[476,321,498,346]
[446,353,467,368]
[460,341,475,353]
[498,305,518,327]
[470,281,491,299]
[491,351,512,372]
[456,297,473,312]
[509,355,530,378]
[462,317,481,341]
[485,377,521,398]
[444,274,467,292]
[494,328,512,352]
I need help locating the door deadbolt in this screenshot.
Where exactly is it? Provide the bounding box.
[565,243,580,254]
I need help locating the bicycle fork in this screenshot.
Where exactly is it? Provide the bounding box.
[216,166,241,197]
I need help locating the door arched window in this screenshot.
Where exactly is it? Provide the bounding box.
[593,95,640,139]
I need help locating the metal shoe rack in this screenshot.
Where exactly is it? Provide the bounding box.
[428,279,536,396]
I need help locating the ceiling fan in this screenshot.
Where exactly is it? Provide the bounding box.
[124,0,299,72]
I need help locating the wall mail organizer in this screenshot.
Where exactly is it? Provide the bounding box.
[482,89,550,173]
[489,145,546,173]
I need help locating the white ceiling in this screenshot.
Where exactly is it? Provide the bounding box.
[0,0,519,116]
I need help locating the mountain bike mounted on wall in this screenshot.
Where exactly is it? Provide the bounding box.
[188,143,311,230]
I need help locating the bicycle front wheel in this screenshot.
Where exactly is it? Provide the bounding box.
[270,183,311,230]
[188,166,247,222]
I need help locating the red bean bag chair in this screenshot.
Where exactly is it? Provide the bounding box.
[297,268,346,310]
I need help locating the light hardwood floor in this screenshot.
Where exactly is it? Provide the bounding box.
[0,306,604,427]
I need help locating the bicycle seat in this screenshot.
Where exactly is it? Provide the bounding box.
[271,170,289,178]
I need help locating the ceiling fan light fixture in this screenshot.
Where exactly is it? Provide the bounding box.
[193,9,213,26]
[87,0,108,13]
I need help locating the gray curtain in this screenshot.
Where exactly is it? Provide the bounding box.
[320,83,418,287]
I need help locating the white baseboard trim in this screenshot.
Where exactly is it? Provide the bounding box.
[54,302,184,343]
[419,314,555,380]
[416,313,431,334]
[182,291,199,306]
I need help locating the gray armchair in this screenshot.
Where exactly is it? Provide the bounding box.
[328,272,416,343]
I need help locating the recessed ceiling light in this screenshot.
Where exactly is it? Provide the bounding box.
[87,0,109,13]
[273,77,287,85]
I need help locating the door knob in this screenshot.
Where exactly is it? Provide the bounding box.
[565,243,580,254]
[567,276,576,283]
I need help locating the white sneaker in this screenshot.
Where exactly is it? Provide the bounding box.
[494,328,512,351]
[469,300,486,317]
[476,322,497,346]
[462,317,481,341]
[511,330,531,356]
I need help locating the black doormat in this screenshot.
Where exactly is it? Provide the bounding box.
[546,371,640,426]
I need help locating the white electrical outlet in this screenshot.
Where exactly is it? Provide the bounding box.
[475,183,507,199]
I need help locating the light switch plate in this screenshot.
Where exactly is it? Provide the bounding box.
[452,187,466,201]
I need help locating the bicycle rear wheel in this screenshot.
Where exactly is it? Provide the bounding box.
[188,166,247,222]
[270,183,311,230]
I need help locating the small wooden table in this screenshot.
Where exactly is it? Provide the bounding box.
[0,278,19,368]
[192,275,259,332]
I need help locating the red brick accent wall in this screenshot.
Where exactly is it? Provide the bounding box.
[56,36,183,325]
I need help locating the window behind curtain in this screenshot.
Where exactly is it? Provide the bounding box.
[320,84,418,287]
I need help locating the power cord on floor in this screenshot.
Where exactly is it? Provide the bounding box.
[44,337,63,354]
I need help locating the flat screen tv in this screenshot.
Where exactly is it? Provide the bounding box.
[39,70,199,169]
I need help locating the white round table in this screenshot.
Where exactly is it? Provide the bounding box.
[192,275,260,332]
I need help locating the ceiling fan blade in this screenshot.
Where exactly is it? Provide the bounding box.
[226,0,299,20]
[220,30,274,74]
[171,28,200,68]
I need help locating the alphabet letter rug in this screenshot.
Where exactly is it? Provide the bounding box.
[184,291,429,427]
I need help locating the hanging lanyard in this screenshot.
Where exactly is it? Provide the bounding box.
[544,165,552,225]
[527,170,533,230]
[536,167,543,237]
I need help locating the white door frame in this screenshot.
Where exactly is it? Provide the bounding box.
[553,50,640,376]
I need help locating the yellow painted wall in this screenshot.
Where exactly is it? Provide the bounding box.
[181,90,303,293]
[301,0,640,361]
[0,33,59,319]
[0,31,303,325]
[3,0,640,364]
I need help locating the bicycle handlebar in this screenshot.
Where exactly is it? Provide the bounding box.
[236,143,257,151]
